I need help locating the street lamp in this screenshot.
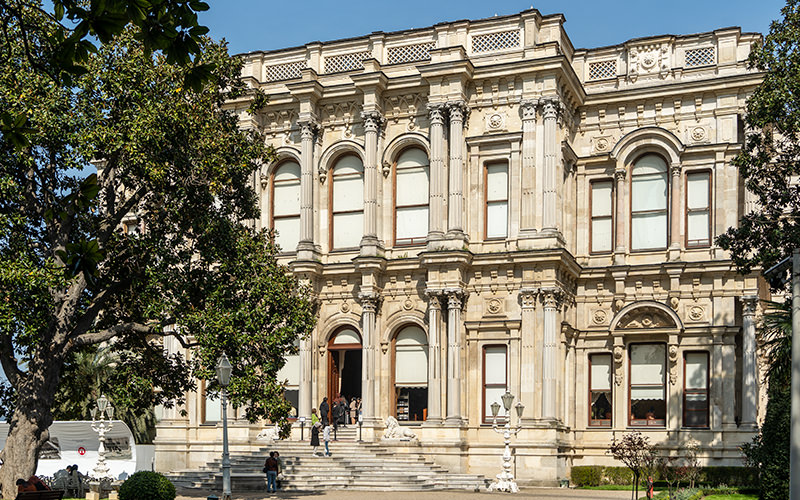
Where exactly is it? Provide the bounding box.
[90,395,115,480]
[216,353,233,500]
[488,391,524,493]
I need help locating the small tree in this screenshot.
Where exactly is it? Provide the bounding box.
[742,385,791,500]
[609,432,656,500]
[682,439,702,489]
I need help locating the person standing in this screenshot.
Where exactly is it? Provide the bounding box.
[319,397,329,426]
[332,400,340,432]
[274,451,284,490]
[349,397,357,424]
[310,407,319,427]
[310,421,321,456]
[323,424,332,456]
[264,451,279,493]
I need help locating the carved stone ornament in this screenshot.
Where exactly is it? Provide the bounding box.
[402,298,415,311]
[688,305,705,322]
[613,345,624,386]
[594,137,610,153]
[616,306,676,329]
[520,99,538,121]
[690,126,706,142]
[485,112,506,132]
[486,298,503,315]
[668,344,679,385]
[519,289,538,309]
[382,160,392,178]
[669,296,680,310]
[592,309,608,325]
[628,43,670,82]
[340,301,351,313]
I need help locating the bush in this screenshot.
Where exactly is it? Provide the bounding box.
[119,471,176,500]
[603,466,634,485]
[571,465,603,486]
[699,466,758,488]
[741,385,791,500]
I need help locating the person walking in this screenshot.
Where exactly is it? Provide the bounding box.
[323,424,333,456]
[332,399,340,433]
[310,407,319,427]
[319,397,329,426]
[264,451,279,493]
[274,451,284,490]
[310,421,321,456]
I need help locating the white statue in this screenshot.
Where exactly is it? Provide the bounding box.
[256,423,281,442]
[382,416,416,440]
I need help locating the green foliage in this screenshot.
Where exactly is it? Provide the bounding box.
[716,0,800,280]
[757,300,792,390]
[571,466,603,487]
[118,471,176,500]
[741,385,791,500]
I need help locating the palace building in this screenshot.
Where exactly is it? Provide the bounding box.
[154,9,766,484]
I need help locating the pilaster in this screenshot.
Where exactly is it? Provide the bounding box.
[518,100,538,246]
[297,119,320,260]
[613,168,627,266]
[741,295,758,428]
[519,288,538,424]
[540,96,561,236]
[424,289,445,425]
[540,287,562,423]
[446,101,469,245]
[427,104,448,248]
[360,111,385,256]
[668,162,682,261]
[444,288,467,426]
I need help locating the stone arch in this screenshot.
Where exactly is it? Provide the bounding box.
[381,133,431,166]
[610,126,684,167]
[318,140,366,178]
[263,146,301,177]
[382,309,427,346]
[319,315,362,346]
[609,300,684,332]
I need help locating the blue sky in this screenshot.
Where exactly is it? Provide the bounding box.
[199,0,784,55]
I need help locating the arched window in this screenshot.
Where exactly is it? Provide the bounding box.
[330,155,364,249]
[631,154,668,250]
[393,325,428,421]
[271,161,301,252]
[394,148,429,246]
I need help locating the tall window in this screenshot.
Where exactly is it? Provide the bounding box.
[394,148,429,246]
[394,325,428,421]
[277,339,301,418]
[483,345,507,423]
[271,161,301,252]
[589,353,612,427]
[590,180,613,253]
[629,343,666,426]
[203,382,221,423]
[686,171,711,247]
[631,154,668,250]
[485,162,509,239]
[330,155,364,249]
[683,352,709,427]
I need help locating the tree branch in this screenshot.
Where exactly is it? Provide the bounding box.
[69,322,154,349]
[0,333,22,387]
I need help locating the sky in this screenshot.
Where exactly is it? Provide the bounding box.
[199,0,784,56]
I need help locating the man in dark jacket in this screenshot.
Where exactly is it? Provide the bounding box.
[319,397,329,426]
[264,451,279,493]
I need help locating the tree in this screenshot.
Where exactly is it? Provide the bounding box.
[0,12,316,499]
[742,385,791,500]
[609,431,656,500]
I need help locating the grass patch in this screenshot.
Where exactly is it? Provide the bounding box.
[703,496,758,500]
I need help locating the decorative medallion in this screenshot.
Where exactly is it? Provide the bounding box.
[595,137,610,152]
[688,305,705,321]
[487,298,502,315]
[640,52,657,70]
[592,309,608,325]
[484,112,506,132]
[402,298,415,311]
[690,126,706,142]
[340,301,350,313]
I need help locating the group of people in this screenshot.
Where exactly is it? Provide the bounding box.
[262,450,283,494]
[317,394,361,428]
[17,464,85,496]
[15,475,49,493]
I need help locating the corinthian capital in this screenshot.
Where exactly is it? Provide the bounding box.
[539,96,562,120]
[742,295,758,317]
[443,288,467,310]
[541,287,563,309]
[427,103,447,126]
[519,288,539,309]
[358,291,382,314]
[424,289,444,310]
[520,99,539,121]
[614,169,627,182]
[360,111,385,134]
[446,100,470,123]
[298,119,318,140]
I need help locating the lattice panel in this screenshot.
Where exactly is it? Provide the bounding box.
[685,47,715,68]
[387,42,436,65]
[324,51,371,74]
[588,60,617,81]
[471,29,520,54]
[265,60,306,82]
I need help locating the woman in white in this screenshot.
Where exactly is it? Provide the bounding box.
[323,424,332,457]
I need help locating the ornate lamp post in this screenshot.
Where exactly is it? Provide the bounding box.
[216,353,233,500]
[90,394,115,480]
[488,390,524,493]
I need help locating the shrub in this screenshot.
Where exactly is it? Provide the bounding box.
[741,385,790,500]
[603,466,634,485]
[699,466,758,487]
[571,465,603,486]
[119,471,176,500]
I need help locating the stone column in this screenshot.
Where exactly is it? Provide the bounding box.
[540,97,560,232]
[297,119,318,256]
[360,111,384,253]
[446,101,469,241]
[519,289,538,423]
[541,288,561,421]
[359,292,380,423]
[425,290,443,424]
[614,169,626,262]
[299,336,312,419]
[427,104,447,244]
[742,295,759,426]
[520,100,538,235]
[444,290,465,425]
[669,163,682,259]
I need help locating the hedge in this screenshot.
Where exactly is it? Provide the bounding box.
[570,465,757,488]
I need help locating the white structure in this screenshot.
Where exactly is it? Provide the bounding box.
[155,9,767,485]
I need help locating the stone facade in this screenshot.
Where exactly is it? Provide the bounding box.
[154,9,767,485]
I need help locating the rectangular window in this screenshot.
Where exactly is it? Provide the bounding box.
[686,172,711,247]
[589,354,613,427]
[485,162,509,239]
[483,345,507,423]
[591,181,613,253]
[683,351,709,428]
[203,382,221,423]
[629,344,666,426]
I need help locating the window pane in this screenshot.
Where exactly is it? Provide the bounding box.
[273,180,301,216]
[205,391,221,422]
[333,328,361,345]
[397,206,428,241]
[274,216,300,252]
[591,181,613,216]
[396,347,428,385]
[632,154,667,175]
[485,346,507,385]
[591,218,612,253]
[485,386,507,419]
[397,148,428,169]
[590,391,612,423]
[487,164,508,201]
[396,166,430,206]
[631,213,667,249]
[333,212,363,248]
[333,155,364,175]
[277,353,300,387]
[333,175,364,212]
[685,352,708,389]
[687,173,710,209]
[631,174,668,211]
[687,211,709,243]
[631,386,665,399]
[590,354,612,391]
[396,326,427,346]
[486,201,508,238]
[631,344,665,385]
[274,161,301,181]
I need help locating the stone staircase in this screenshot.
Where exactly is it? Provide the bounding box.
[167,427,488,492]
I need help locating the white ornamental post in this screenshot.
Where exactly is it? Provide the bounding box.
[488,391,524,493]
[90,394,115,480]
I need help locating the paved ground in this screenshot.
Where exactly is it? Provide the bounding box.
[177,487,632,500]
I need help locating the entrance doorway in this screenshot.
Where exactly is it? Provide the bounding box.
[327,327,362,424]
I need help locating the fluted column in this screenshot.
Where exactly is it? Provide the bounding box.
[742,295,759,426]
[446,101,469,241]
[299,336,312,419]
[540,97,560,232]
[359,292,380,423]
[614,169,626,261]
[297,120,318,256]
[520,100,538,235]
[424,290,443,424]
[519,289,538,423]
[360,111,384,253]
[427,104,447,244]
[541,288,561,421]
[444,290,465,425]
[669,163,682,259]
